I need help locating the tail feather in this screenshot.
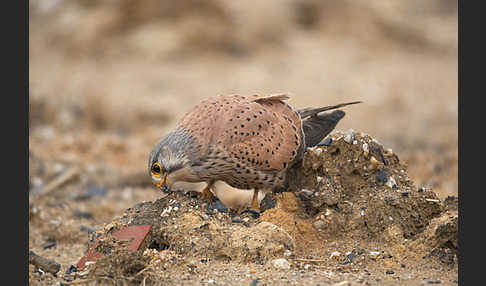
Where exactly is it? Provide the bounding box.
[300,101,361,148]
[297,101,361,119]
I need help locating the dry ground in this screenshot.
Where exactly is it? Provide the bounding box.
[29,1,458,285]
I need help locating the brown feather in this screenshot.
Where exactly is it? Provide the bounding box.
[178,94,302,173]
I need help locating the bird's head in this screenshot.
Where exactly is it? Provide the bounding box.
[148,131,195,193]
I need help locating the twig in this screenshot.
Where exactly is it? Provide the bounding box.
[29,250,61,275]
[34,167,79,199]
[292,258,328,263]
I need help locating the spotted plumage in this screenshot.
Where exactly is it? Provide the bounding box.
[148,94,360,210]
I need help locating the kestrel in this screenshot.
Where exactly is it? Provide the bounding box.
[148,94,359,210]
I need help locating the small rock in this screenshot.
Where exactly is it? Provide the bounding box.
[208,200,228,213]
[43,239,56,249]
[284,250,292,257]
[369,251,381,258]
[376,169,387,183]
[344,129,355,143]
[313,220,326,230]
[318,137,333,146]
[261,195,276,210]
[232,217,242,223]
[250,279,259,286]
[299,189,313,201]
[300,189,313,197]
[385,176,397,189]
[65,265,77,275]
[75,186,107,201]
[370,156,379,166]
[272,258,291,270]
[427,281,441,284]
[362,143,369,155]
[330,251,341,259]
[74,209,93,219]
[385,270,395,275]
[80,225,95,234]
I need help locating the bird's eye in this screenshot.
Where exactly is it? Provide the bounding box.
[151,162,162,177]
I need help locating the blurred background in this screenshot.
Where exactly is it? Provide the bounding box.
[29,0,457,208]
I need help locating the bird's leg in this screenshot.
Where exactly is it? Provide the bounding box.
[250,189,260,211]
[201,181,216,201]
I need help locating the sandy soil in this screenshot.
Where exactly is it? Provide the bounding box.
[29,1,457,285]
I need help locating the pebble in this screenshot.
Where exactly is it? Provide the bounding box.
[208,200,228,213]
[299,189,313,201]
[369,251,381,258]
[74,209,94,219]
[65,265,77,275]
[79,225,95,234]
[362,143,369,156]
[232,217,242,223]
[250,279,259,286]
[385,176,397,189]
[262,196,276,209]
[376,169,387,183]
[344,129,355,144]
[43,239,56,249]
[80,186,107,200]
[385,270,395,275]
[318,137,333,146]
[370,156,379,166]
[330,251,341,259]
[312,220,326,230]
[284,250,292,257]
[272,258,291,270]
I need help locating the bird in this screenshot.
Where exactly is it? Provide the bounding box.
[148,94,360,211]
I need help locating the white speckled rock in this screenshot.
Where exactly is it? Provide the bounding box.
[272,258,291,270]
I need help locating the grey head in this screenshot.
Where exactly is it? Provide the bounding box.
[148,129,201,193]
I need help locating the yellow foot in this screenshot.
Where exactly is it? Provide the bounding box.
[201,181,216,202]
[250,189,261,213]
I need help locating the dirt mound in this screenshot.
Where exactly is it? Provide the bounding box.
[67,130,456,284]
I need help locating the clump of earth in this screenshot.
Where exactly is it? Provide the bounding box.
[58,130,457,285]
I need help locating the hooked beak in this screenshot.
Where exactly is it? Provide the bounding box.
[157,174,171,194]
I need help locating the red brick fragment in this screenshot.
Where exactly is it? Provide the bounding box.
[77,225,152,269]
